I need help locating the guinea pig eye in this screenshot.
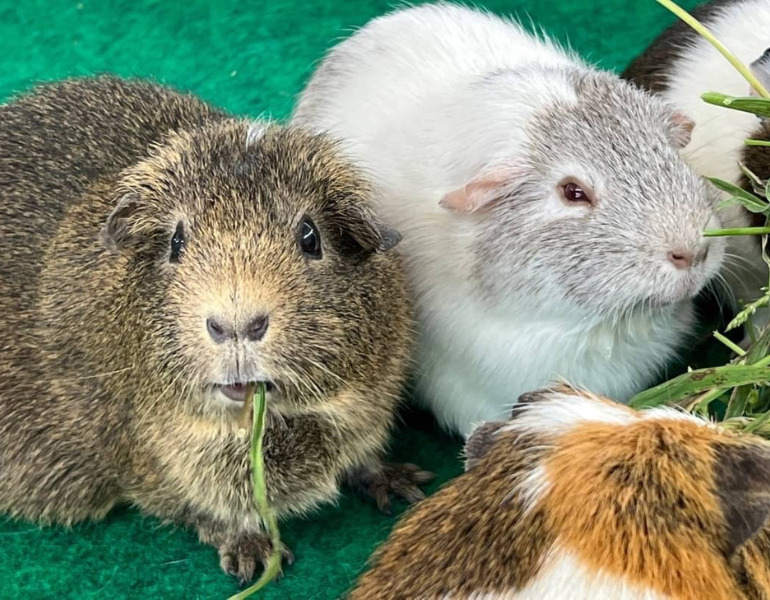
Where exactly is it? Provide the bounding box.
[169,222,185,263]
[298,216,322,260]
[560,181,593,206]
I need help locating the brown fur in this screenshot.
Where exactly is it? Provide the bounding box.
[0,75,421,582]
[352,387,770,599]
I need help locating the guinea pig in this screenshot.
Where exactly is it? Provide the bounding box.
[624,0,770,337]
[350,385,770,600]
[0,75,431,584]
[292,3,726,437]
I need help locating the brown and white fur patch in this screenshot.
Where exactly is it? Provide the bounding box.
[350,385,770,599]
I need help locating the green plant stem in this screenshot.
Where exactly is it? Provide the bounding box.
[656,0,770,98]
[713,330,747,357]
[746,140,770,147]
[704,227,770,237]
[228,383,282,600]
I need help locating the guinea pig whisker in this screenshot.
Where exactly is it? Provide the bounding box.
[137,368,188,421]
[302,355,348,386]
[282,362,325,405]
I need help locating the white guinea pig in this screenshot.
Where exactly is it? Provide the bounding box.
[624,0,770,339]
[293,3,725,437]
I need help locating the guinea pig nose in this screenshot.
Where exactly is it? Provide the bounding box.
[245,314,269,342]
[206,317,235,343]
[667,249,694,270]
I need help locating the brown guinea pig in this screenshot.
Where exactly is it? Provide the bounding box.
[0,75,429,584]
[351,385,770,599]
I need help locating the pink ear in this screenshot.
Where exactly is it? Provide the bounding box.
[668,112,695,149]
[439,169,517,214]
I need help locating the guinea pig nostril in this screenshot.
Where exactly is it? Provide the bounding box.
[667,249,694,270]
[245,315,269,342]
[206,317,231,343]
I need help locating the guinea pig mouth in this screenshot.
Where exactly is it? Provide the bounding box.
[214,381,275,403]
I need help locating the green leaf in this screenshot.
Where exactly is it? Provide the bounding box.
[725,386,751,419]
[709,177,768,210]
[701,92,770,117]
[743,313,770,360]
[717,197,741,211]
[718,196,769,214]
[628,365,770,409]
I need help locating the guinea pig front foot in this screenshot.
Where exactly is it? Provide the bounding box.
[208,529,294,585]
[345,462,434,515]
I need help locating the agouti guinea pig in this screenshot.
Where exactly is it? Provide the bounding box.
[0,75,430,584]
[352,385,770,600]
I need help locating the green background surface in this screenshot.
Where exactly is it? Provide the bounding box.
[0,0,703,598]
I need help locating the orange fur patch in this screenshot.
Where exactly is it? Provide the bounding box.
[540,416,738,600]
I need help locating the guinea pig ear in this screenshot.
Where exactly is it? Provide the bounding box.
[464,421,507,471]
[100,192,142,251]
[340,204,402,253]
[749,48,770,97]
[665,111,695,149]
[713,441,770,556]
[440,168,518,214]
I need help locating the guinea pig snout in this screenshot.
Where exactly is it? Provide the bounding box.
[666,246,707,270]
[206,313,270,343]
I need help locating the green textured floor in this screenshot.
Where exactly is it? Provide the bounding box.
[0,0,703,598]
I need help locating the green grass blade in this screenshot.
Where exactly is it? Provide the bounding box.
[228,383,282,600]
[702,92,770,116]
[708,177,769,212]
[653,0,770,98]
[629,365,770,409]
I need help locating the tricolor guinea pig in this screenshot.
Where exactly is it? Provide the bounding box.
[351,386,770,600]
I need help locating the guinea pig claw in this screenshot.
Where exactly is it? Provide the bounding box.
[216,532,293,586]
[346,462,435,515]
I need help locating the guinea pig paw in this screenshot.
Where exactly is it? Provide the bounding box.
[218,533,294,586]
[347,462,435,515]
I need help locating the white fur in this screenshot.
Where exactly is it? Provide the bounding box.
[293,3,718,436]
[641,405,710,425]
[459,548,670,599]
[509,463,551,515]
[658,0,770,325]
[503,390,709,439]
[505,391,636,437]
[246,121,267,146]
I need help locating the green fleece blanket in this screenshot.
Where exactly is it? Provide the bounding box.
[0,0,703,598]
